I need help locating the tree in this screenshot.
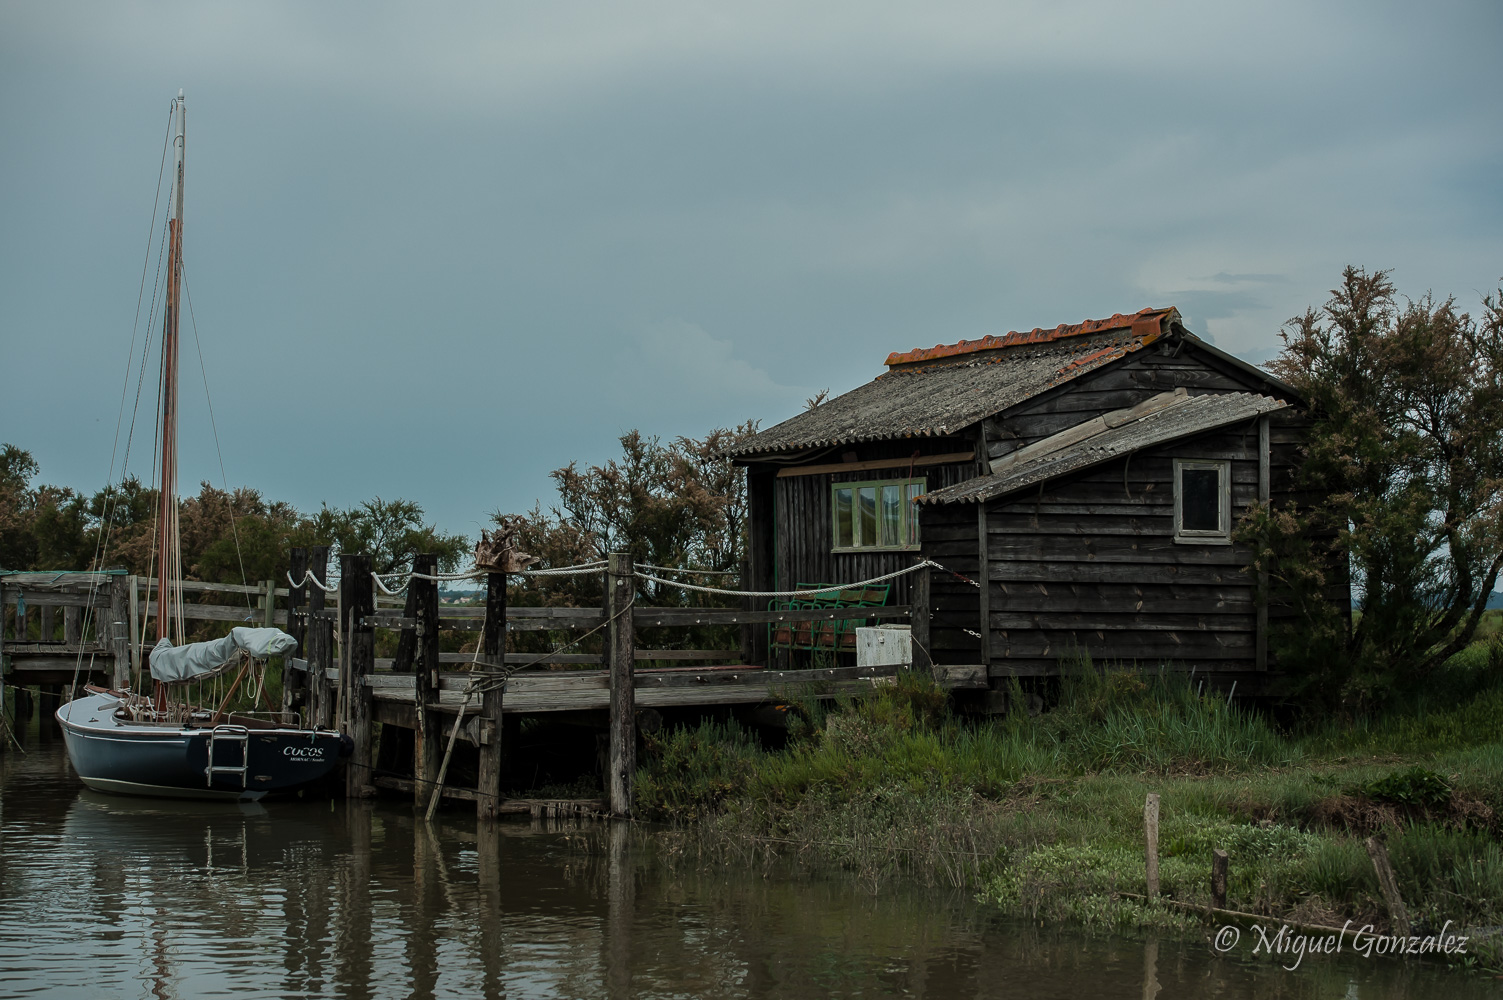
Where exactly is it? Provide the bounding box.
[1249,267,1503,709]
[493,423,758,653]
[301,496,469,577]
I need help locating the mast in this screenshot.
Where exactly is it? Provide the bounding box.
[155,90,186,645]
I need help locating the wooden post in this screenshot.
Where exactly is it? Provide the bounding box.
[1365,837,1411,936]
[284,549,307,717]
[262,579,276,628]
[411,554,440,807]
[1144,793,1160,899]
[1256,414,1270,671]
[477,569,507,819]
[1211,848,1228,909]
[607,552,636,818]
[341,553,375,799]
[40,605,55,643]
[308,545,331,728]
[127,575,141,682]
[738,556,753,665]
[108,577,130,689]
[910,559,932,674]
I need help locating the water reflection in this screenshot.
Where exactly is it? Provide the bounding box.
[0,738,1494,999]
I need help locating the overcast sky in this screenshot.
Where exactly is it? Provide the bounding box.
[3,1,1500,540]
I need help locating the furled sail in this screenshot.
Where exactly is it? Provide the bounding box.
[149,627,298,683]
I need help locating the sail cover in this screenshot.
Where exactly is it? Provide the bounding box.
[149,627,298,683]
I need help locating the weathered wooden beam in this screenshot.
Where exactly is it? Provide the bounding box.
[607,552,635,818]
[477,570,506,820]
[342,553,375,799]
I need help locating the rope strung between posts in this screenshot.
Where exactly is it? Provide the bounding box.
[372,560,609,596]
[636,560,943,599]
[285,569,339,594]
[637,563,739,576]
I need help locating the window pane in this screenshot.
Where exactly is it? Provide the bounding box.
[905,481,925,544]
[880,485,903,546]
[1182,468,1221,531]
[834,488,853,548]
[858,487,877,547]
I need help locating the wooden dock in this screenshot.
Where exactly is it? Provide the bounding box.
[3,551,983,819]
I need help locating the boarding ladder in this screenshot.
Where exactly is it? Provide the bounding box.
[205,725,250,789]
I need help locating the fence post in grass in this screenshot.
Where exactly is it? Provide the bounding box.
[1365,837,1411,937]
[1144,793,1160,899]
[607,552,636,818]
[1211,848,1228,909]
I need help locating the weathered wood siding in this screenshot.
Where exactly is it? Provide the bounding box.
[975,425,1261,675]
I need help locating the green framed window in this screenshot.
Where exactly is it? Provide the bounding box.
[831,478,925,552]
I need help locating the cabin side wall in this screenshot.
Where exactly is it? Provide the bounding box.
[979,424,1264,676]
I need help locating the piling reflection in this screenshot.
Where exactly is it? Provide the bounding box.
[0,739,1495,999]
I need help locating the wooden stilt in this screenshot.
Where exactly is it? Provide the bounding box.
[284,548,307,717]
[607,552,636,818]
[910,559,932,674]
[411,554,440,807]
[342,553,374,799]
[477,569,506,819]
[308,545,332,728]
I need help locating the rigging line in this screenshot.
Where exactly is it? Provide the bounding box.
[182,268,253,610]
[71,108,175,690]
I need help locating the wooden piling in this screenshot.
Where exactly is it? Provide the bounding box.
[477,569,506,820]
[607,552,636,818]
[1144,792,1160,899]
[411,554,440,807]
[108,577,130,689]
[910,559,932,674]
[307,545,332,728]
[341,553,375,799]
[39,605,54,643]
[284,549,307,717]
[1211,848,1228,909]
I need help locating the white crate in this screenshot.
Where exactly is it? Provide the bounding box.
[855,624,912,667]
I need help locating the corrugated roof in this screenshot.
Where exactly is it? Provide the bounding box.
[918,392,1288,506]
[726,308,1180,459]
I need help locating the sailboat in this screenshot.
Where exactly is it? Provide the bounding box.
[55,92,347,801]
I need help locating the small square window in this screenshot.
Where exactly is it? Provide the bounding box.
[832,477,925,551]
[1174,459,1231,544]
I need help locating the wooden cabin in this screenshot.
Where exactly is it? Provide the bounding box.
[727,307,1347,689]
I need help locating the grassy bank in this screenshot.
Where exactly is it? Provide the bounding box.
[636,640,1503,971]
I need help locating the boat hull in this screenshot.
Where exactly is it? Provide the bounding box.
[57,693,345,802]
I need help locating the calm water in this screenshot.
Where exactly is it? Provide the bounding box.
[0,722,1495,999]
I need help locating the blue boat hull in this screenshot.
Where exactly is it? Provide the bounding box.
[57,693,345,801]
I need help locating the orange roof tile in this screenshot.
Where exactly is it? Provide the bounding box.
[884,307,1178,368]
